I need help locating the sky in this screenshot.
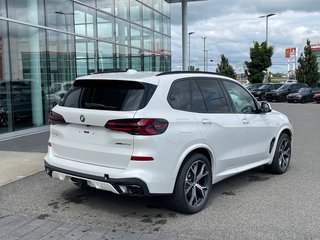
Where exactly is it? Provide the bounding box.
[169,0,320,74]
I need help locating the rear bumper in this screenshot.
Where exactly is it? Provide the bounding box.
[45,161,151,196]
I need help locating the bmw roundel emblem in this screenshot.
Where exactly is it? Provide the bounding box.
[80,115,85,122]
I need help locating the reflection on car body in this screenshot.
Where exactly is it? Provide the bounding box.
[0,81,32,127]
[47,82,73,109]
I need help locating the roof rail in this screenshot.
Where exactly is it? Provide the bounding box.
[156,71,221,77]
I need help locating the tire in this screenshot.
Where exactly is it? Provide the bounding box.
[265,133,291,174]
[0,110,8,127]
[301,98,305,104]
[166,153,212,214]
[260,94,266,101]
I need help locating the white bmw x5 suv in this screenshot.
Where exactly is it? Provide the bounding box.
[44,70,293,213]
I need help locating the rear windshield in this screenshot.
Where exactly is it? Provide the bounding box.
[59,80,157,111]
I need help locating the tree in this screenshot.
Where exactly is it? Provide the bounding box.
[245,41,274,83]
[296,39,319,87]
[216,54,236,79]
[188,65,200,71]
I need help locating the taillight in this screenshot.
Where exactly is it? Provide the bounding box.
[48,111,67,125]
[105,118,168,135]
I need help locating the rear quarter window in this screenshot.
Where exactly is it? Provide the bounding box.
[59,80,156,111]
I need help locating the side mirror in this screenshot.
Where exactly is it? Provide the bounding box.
[260,102,272,113]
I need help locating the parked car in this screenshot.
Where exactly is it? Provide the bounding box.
[265,83,308,102]
[314,92,320,103]
[245,83,264,91]
[284,79,297,84]
[287,87,320,103]
[47,82,73,109]
[251,83,283,101]
[0,81,32,127]
[44,70,293,214]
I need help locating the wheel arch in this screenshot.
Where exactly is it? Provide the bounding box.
[280,128,293,140]
[173,144,215,183]
[269,127,293,163]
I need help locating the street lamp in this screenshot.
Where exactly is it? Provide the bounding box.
[259,13,276,45]
[201,36,207,71]
[188,32,195,71]
[259,13,276,82]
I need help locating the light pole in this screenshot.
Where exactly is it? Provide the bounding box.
[188,32,195,71]
[259,13,276,82]
[204,49,212,72]
[259,13,275,45]
[201,36,207,71]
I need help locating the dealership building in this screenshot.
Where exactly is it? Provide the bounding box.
[0,0,172,136]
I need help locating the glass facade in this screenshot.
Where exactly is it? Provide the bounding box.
[0,0,171,135]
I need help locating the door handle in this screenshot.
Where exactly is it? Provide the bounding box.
[242,119,249,125]
[202,119,212,125]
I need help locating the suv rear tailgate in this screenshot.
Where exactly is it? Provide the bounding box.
[50,106,136,170]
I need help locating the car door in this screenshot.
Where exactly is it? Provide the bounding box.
[190,78,243,175]
[222,80,277,165]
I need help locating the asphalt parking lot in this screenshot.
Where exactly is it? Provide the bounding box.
[0,102,320,240]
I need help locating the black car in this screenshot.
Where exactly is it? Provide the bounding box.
[287,87,320,103]
[265,83,308,102]
[251,83,283,101]
[246,83,264,91]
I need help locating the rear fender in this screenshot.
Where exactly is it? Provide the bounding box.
[173,144,216,183]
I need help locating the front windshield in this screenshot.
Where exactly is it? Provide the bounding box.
[259,85,270,90]
[277,85,290,91]
[299,88,311,93]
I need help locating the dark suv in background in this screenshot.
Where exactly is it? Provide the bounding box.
[265,83,308,102]
[250,83,283,101]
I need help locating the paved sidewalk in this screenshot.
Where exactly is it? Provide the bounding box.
[0,151,45,186]
[0,131,49,187]
[0,214,178,240]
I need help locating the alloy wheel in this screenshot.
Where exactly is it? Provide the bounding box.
[184,160,210,208]
[277,137,291,171]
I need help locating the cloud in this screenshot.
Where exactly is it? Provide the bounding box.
[170,2,320,73]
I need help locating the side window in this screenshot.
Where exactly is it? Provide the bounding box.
[190,80,206,112]
[223,80,257,114]
[196,78,229,113]
[168,80,191,111]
